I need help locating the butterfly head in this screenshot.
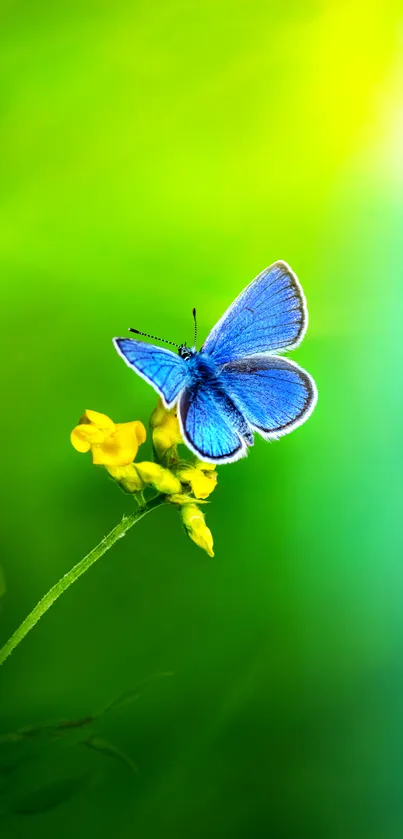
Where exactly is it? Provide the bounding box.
[178,344,195,361]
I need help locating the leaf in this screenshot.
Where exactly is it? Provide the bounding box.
[0,723,58,744]
[11,772,92,814]
[84,737,138,773]
[0,672,174,749]
[0,715,94,745]
[98,671,173,717]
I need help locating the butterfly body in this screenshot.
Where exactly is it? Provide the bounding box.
[114,261,317,464]
[185,350,218,380]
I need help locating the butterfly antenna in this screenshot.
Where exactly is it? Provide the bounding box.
[192,307,197,349]
[128,328,180,348]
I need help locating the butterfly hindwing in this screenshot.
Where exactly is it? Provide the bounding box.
[178,383,252,463]
[202,261,307,364]
[113,338,189,408]
[219,355,317,439]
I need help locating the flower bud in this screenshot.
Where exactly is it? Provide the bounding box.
[181,504,214,557]
[135,461,181,495]
[106,464,144,493]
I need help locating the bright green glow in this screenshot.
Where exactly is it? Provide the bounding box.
[1,1,402,835]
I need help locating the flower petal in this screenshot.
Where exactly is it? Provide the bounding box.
[177,466,217,499]
[150,398,182,456]
[196,460,217,472]
[84,409,115,430]
[70,427,92,453]
[131,421,147,446]
[71,423,107,450]
[113,421,146,462]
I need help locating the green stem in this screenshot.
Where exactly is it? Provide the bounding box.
[0,494,165,667]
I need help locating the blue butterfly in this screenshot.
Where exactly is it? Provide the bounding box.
[113,261,317,464]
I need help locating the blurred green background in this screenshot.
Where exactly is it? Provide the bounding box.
[1,0,403,836]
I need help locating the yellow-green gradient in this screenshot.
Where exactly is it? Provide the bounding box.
[1,1,403,836]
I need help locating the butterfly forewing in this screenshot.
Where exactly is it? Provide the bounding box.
[202,261,307,365]
[113,339,189,408]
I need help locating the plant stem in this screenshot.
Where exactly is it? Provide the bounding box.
[0,494,165,667]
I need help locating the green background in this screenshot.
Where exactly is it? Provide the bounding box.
[1,1,403,836]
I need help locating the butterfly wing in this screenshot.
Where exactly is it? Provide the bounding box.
[219,355,317,439]
[178,382,253,463]
[202,261,307,364]
[113,338,189,408]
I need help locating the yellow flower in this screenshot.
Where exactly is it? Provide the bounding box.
[181,503,214,558]
[106,464,145,493]
[71,409,146,467]
[150,399,182,460]
[176,464,217,499]
[135,462,181,495]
